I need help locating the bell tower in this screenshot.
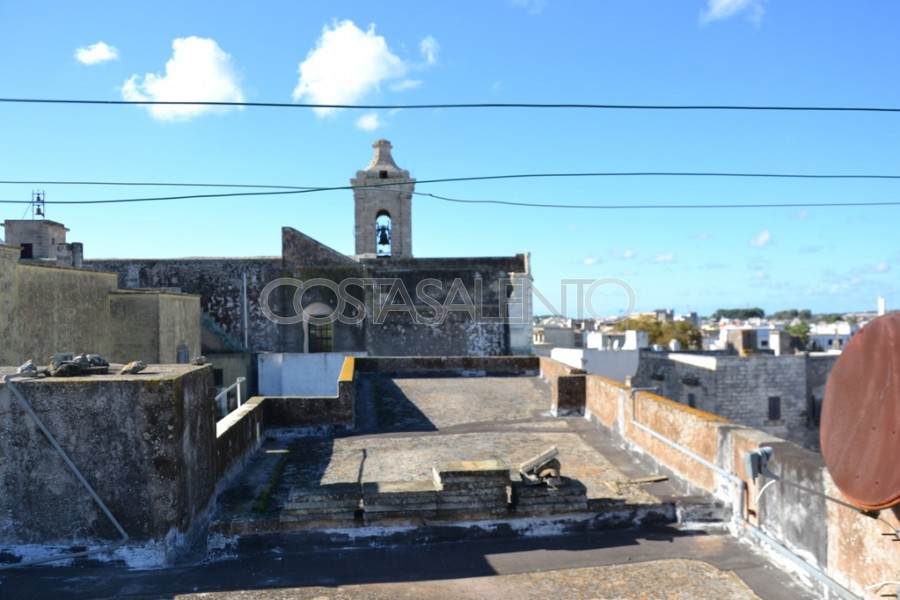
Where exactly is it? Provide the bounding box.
[351,139,414,258]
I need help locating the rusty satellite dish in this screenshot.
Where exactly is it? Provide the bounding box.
[821,313,900,511]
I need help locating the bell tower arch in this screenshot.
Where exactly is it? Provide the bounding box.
[352,139,414,258]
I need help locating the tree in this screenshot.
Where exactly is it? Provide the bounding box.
[614,315,703,350]
[786,321,810,346]
[712,308,765,321]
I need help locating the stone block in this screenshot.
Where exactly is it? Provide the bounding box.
[0,365,215,566]
[432,460,511,489]
[362,480,438,518]
[512,480,588,513]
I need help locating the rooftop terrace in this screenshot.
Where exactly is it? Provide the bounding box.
[1,356,896,598]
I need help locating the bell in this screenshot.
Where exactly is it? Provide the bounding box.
[35,207,43,216]
[378,228,390,246]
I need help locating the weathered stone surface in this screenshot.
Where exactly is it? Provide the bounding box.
[282,483,362,521]
[513,480,589,514]
[633,352,837,451]
[361,480,438,519]
[0,365,215,564]
[433,460,511,488]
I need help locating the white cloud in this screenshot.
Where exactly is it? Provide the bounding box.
[750,230,771,248]
[612,248,635,260]
[121,37,244,121]
[874,262,890,273]
[420,36,439,65]
[693,231,713,239]
[583,256,601,266]
[390,79,422,92]
[293,20,407,116]
[653,253,676,264]
[356,112,383,131]
[700,0,764,25]
[75,41,119,65]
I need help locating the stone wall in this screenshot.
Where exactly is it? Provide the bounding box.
[0,246,23,363]
[87,251,529,358]
[356,256,528,356]
[584,373,900,599]
[806,353,839,424]
[85,257,282,353]
[215,396,266,482]
[353,355,539,376]
[14,263,119,363]
[2,220,69,260]
[263,356,356,428]
[0,249,201,369]
[258,352,362,396]
[158,292,202,363]
[0,365,216,566]
[539,356,586,416]
[634,351,827,450]
[108,291,201,364]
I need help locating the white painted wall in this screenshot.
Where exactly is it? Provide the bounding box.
[551,347,640,384]
[258,352,366,397]
[585,330,648,350]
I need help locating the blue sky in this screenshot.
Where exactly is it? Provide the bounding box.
[2,0,900,317]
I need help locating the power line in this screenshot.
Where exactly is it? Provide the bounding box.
[418,192,900,209]
[3,97,900,113]
[3,171,900,208]
[6,171,900,191]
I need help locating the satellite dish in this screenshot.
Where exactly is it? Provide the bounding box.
[821,313,900,511]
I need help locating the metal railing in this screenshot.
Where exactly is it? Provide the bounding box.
[215,376,247,417]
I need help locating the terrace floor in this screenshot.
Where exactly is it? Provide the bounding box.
[212,375,704,533]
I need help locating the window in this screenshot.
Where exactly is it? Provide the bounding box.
[687,393,696,409]
[308,322,333,353]
[768,396,781,421]
[379,170,388,179]
[20,243,33,259]
[213,368,224,387]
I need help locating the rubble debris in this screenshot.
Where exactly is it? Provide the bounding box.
[74,353,110,374]
[80,354,110,368]
[49,354,83,377]
[120,360,147,375]
[16,359,38,376]
[519,446,566,488]
[190,355,208,366]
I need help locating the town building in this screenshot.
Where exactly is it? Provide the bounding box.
[552,329,649,383]
[81,140,532,393]
[808,320,857,351]
[632,348,837,450]
[0,238,199,367]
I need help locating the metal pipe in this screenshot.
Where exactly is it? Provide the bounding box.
[242,272,249,350]
[1,374,128,569]
[742,522,858,600]
[629,388,745,521]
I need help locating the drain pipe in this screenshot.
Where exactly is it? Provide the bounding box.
[628,387,856,600]
[0,374,129,569]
